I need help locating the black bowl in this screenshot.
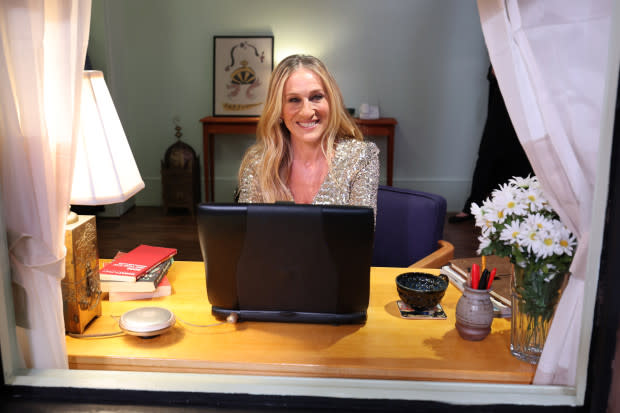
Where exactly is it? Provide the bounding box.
[396,272,449,309]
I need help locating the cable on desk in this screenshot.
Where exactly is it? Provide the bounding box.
[67,331,125,338]
[176,312,239,327]
[67,313,238,338]
[66,315,125,338]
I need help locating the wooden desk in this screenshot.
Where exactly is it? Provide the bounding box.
[66,262,534,383]
[200,116,397,201]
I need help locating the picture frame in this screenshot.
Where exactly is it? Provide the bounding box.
[213,36,274,117]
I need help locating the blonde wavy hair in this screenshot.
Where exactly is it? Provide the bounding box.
[238,54,363,202]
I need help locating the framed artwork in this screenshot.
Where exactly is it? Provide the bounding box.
[213,36,274,117]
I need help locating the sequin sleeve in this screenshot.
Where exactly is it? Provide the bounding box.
[348,141,379,218]
[237,149,264,203]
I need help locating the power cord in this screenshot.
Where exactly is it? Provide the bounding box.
[67,315,124,338]
[67,331,125,338]
[66,312,239,339]
[176,312,238,327]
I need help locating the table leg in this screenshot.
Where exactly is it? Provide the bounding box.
[209,134,215,202]
[202,125,214,202]
[202,125,210,202]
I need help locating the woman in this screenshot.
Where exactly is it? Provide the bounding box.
[449,65,532,223]
[237,54,379,215]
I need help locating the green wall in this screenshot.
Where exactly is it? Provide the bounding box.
[88,0,489,210]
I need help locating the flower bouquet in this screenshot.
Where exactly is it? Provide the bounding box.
[470,176,576,363]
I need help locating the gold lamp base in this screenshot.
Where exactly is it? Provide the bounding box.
[62,215,101,334]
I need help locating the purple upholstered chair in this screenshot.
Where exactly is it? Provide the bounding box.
[372,185,454,268]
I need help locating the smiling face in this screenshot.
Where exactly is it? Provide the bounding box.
[281,67,330,147]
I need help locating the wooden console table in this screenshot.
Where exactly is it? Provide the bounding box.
[200,116,397,201]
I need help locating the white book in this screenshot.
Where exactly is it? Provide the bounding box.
[108,276,172,302]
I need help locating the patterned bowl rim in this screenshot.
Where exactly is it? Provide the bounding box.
[395,272,448,293]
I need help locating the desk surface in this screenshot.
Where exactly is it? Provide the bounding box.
[66,262,535,383]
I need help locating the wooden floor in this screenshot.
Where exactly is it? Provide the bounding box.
[95,206,480,261]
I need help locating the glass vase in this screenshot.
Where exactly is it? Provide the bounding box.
[510,265,566,364]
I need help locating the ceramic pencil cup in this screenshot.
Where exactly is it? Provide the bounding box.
[455,286,494,341]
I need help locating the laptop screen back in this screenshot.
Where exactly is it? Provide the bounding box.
[197,203,374,324]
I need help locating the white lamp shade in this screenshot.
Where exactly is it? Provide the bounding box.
[70,71,145,205]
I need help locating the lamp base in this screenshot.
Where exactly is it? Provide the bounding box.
[62,215,101,334]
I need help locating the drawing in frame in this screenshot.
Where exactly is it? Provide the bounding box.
[213,36,274,117]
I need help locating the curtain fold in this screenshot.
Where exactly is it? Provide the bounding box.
[477,0,613,385]
[0,0,91,368]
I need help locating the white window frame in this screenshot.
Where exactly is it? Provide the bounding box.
[0,4,618,407]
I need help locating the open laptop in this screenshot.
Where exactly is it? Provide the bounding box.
[197,203,375,324]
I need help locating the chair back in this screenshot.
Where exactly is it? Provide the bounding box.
[372,185,447,267]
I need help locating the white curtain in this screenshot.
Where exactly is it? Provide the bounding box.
[0,0,91,368]
[477,0,613,385]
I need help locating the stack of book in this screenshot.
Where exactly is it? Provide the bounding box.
[99,244,177,302]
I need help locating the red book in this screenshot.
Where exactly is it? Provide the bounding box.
[99,244,177,282]
[100,258,173,292]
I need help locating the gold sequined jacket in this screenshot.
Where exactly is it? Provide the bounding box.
[238,138,380,215]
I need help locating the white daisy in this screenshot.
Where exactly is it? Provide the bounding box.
[526,236,552,260]
[499,219,522,247]
[476,199,500,234]
[476,234,491,255]
[553,224,577,256]
[495,188,527,218]
[543,201,556,213]
[508,176,527,189]
[480,219,497,237]
[518,217,542,253]
[486,190,514,223]
[469,202,484,225]
[523,213,553,233]
[536,230,557,259]
[521,187,545,212]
